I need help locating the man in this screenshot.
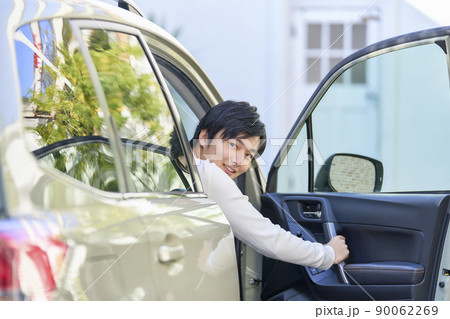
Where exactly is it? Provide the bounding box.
[177,100,349,270]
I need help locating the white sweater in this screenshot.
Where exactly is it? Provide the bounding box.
[194,157,335,270]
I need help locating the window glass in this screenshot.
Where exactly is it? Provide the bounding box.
[350,62,366,84]
[329,58,344,83]
[80,29,191,192]
[352,24,367,49]
[330,24,344,49]
[15,20,120,192]
[329,57,341,69]
[36,141,118,192]
[305,21,367,84]
[153,56,209,140]
[276,126,308,193]
[311,42,450,192]
[164,79,199,140]
[307,24,322,49]
[307,57,321,83]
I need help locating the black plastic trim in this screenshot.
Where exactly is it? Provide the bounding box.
[32,135,169,159]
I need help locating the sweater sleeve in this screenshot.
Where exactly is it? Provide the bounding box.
[195,158,335,270]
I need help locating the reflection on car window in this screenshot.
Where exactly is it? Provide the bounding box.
[15,20,192,193]
[37,140,118,192]
[312,42,450,192]
[15,20,120,192]
[279,41,450,193]
[276,41,450,193]
[80,29,192,192]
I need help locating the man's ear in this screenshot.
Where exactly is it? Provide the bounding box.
[198,129,209,146]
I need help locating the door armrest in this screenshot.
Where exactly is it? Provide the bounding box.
[344,262,424,285]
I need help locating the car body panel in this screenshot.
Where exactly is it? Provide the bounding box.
[0,0,239,300]
[1,101,239,301]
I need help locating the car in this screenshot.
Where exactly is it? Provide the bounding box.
[0,0,449,301]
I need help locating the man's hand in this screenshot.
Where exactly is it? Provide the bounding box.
[325,235,349,264]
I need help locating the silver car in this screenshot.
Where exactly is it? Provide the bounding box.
[0,0,449,301]
[1,0,236,301]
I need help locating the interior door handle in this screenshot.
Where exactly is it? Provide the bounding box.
[158,244,185,263]
[303,211,322,219]
[324,222,349,284]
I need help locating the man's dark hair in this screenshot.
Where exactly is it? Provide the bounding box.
[192,100,266,158]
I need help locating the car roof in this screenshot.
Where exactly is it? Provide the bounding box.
[1,0,199,66]
[3,0,167,38]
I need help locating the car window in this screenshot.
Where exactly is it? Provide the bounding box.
[154,57,210,140]
[280,40,450,193]
[164,79,199,140]
[79,28,193,193]
[15,20,121,192]
[276,125,309,193]
[15,20,193,193]
[33,137,118,192]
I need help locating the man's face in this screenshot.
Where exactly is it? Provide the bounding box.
[199,129,260,179]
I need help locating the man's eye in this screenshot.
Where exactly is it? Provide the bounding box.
[229,142,237,148]
[246,153,254,160]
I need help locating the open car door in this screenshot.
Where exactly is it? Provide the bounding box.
[260,27,450,301]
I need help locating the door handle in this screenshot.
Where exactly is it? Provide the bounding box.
[324,222,349,284]
[303,211,322,219]
[158,244,185,263]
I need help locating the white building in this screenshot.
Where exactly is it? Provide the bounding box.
[134,0,450,177]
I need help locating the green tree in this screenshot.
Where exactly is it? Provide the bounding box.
[27,23,182,192]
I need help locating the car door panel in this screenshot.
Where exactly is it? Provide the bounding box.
[134,198,240,301]
[262,28,450,301]
[7,13,242,301]
[260,192,449,300]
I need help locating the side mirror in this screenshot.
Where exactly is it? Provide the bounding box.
[315,153,383,192]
